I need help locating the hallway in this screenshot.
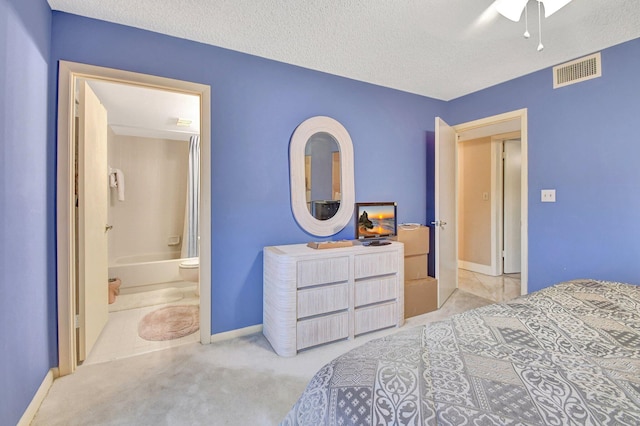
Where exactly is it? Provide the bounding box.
[458,268,521,303]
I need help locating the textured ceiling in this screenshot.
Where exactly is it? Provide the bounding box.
[48,0,640,100]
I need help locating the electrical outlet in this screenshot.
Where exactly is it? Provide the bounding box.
[541,189,556,202]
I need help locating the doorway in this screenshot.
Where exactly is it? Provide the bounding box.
[456,133,523,302]
[56,61,212,376]
[81,78,202,364]
[434,109,528,306]
[457,133,522,277]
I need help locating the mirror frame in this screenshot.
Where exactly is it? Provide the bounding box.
[290,116,355,237]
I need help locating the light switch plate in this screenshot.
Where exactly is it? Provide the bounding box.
[541,189,556,202]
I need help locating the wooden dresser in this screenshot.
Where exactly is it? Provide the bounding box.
[263,241,404,356]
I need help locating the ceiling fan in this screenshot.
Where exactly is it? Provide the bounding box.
[495,0,572,21]
[494,0,573,51]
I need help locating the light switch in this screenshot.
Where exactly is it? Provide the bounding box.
[541,189,556,202]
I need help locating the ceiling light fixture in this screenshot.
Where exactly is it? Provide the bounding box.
[495,0,572,51]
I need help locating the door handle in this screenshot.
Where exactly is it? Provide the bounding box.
[105,224,113,232]
[431,220,447,230]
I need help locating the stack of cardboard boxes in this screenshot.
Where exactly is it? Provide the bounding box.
[395,224,438,318]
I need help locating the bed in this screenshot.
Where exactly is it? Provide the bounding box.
[282,279,640,425]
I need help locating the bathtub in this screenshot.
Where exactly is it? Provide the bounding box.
[109,252,189,291]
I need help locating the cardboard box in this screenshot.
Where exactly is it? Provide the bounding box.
[404,277,437,318]
[405,254,428,280]
[395,225,429,256]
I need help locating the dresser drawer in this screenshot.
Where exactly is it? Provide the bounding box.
[354,302,397,335]
[297,256,349,288]
[296,312,349,350]
[297,284,349,318]
[354,252,399,279]
[355,277,397,307]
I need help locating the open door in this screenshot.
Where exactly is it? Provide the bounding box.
[77,81,109,362]
[434,117,458,307]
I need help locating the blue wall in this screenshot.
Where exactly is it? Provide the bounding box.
[0,0,53,423]
[447,38,640,292]
[50,12,444,334]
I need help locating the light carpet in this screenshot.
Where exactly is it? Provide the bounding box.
[32,289,493,426]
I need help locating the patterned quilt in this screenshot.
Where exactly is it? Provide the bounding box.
[282,279,640,425]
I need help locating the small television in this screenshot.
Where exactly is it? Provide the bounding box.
[355,202,397,240]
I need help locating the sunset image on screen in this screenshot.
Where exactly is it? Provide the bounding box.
[357,205,395,237]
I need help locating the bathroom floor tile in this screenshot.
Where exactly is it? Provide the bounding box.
[84,284,199,366]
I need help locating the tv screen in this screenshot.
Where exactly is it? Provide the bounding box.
[355,202,397,240]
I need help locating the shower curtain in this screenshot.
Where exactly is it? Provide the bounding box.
[181,135,200,258]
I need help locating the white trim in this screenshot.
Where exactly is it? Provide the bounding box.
[290,116,355,237]
[521,111,529,295]
[17,369,56,426]
[458,260,495,276]
[210,324,263,343]
[56,61,76,376]
[490,139,502,277]
[453,108,528,295]
[56,61,212,376]
[198,83,212,345]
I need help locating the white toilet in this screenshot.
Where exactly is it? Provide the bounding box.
[179,258,200,296]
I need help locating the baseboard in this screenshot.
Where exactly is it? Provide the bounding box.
[210,324,263,343]
[17,368,57,426]
[459,260,496,276]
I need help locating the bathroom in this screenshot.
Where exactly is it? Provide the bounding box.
[83,79,202,364]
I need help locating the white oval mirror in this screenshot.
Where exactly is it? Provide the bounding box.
[290,116,354,236]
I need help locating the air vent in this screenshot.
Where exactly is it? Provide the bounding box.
[553,52,601,89]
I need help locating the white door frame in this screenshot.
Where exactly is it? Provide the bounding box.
[56,61,212,376]
[453,109,528,295]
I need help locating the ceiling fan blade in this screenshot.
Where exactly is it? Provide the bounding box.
[495,0,530,22]
[541,0,572,17]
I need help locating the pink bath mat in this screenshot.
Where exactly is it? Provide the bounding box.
[138,305,199,341]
